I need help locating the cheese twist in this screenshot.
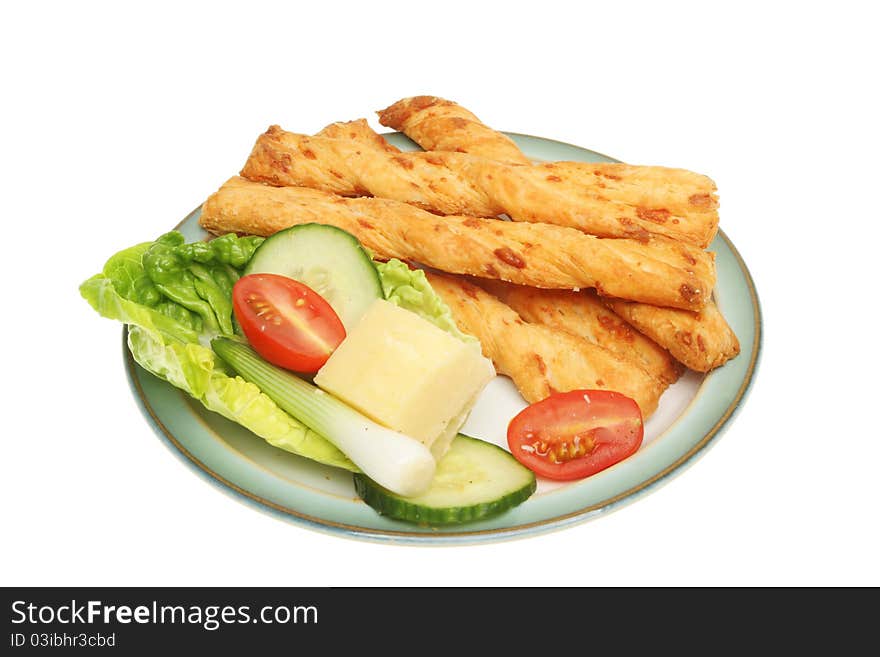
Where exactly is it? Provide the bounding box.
[240,125,719,247]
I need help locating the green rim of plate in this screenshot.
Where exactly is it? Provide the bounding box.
[123,132,762,545]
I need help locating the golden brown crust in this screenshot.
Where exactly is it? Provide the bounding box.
[373,103,738,372]
[315,119,401,153]
[377,96,532,165]
[376,95,453,128]
[424,272,665,416]
[240,125,719,247]
[328,117,710,377]
[331,114,738,373]
[478,280,683,385]
[201,176,716,310]
[606,298,741,371]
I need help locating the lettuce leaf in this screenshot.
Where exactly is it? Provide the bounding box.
[141,232,263,336]
[82,235,468,474]
[80,233,356,471]
[376,259,477,344]
[127,326,356,471]
[101,239,207,336]
[80,274,202,345]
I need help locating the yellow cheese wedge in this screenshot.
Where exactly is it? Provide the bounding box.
[314,300,495,456]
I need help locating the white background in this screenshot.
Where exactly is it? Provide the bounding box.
[3,1,878,587]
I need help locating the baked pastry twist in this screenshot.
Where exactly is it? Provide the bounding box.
[314,118,400,153]
[377,96,531,165]
[477,280,683,385]
[200,176,715,311]
[325,117,693,378]
[424,272,665,416]
[240,125,719,247]
[373,100,740,371]
[605,298,740,372]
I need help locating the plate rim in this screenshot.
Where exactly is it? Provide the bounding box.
[123,134,763,545]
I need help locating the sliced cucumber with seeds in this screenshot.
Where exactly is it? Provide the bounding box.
[354,434,537,525]
[244,224,382,331]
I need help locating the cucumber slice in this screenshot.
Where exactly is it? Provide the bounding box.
[354,434,537,525]
[244,224,382,331]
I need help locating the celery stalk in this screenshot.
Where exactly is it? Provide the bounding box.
[211,338,436,497]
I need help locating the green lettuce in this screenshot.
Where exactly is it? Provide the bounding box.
[80,274,202,345]
[376,259,477,344]
[141,231,264,337]
[80,232,356,471]
[127,326,356,470]
[84,231,264,343]
[82,233,472,474]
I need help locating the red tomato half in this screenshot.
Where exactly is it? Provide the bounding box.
[232,273,346,373]
[507,390,644,481]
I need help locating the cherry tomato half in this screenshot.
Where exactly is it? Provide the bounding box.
[507,389,644,481]
[232,273,346,373]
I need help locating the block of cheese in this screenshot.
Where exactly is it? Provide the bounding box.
[314,299,495,457]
